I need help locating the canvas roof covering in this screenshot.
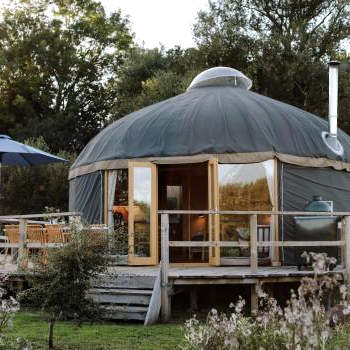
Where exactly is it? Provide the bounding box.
[69,69,350,180]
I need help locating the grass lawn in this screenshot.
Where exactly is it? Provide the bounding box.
[8,309,183,350]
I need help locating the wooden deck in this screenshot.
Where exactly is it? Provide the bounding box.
[107,265,345,284]
[1,263,344,282]
[0,262,344,322]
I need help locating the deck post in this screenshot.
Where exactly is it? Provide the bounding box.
[250,284,258,316]
[18,218,27,270]
[161,214,171,322]
[250,214,258,274]
[344,216,350,281]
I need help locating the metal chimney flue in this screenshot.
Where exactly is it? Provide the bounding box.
[321,60,344,157]
[328,60,340,137]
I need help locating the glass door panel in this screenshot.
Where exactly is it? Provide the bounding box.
[158,163,209,263]
[128,162,158,265]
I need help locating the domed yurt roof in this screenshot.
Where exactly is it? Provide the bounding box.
[70,67,350,179]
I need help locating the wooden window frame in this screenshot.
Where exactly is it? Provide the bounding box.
[128,162,158,265]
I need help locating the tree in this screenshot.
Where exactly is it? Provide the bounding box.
[0,0,133,153]
[193,0,350,132]
[1,137,75,215]
[20,226,110,349]
[111,46,203,120]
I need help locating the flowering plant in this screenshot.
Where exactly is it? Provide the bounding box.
[182,253,350,350]
[0,274,31,350]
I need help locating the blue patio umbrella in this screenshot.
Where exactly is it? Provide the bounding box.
[0,135,67,211]
[0,135,66,166]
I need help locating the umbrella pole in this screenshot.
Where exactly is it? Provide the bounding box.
[0,162,2,215]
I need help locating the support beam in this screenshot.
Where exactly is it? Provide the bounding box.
[161,214,171,322]
[251,284,258,316]
[189,287,198,312]
[344,216,350,282]
[250,214,258,273]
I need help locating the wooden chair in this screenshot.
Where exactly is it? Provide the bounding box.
[27,225,44,242]
[26,225,45,261]
[4,225,20,261]
[45,224,64,243]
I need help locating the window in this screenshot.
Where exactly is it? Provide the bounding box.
[218,161,273,259]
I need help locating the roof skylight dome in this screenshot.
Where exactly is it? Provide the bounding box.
[187,66,252,91]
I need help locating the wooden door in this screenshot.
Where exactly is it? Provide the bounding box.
[128,162,158,265]
[208,158,220,265]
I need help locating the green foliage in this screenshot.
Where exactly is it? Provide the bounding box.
[1,136,75,215]
[0,0,133,153]
[22,226,109,319]
[111,46,202,120]
[20,225,110,348]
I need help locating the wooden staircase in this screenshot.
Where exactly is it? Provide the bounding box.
[89,269,161,324]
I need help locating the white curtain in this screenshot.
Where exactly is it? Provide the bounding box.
[262,159,276,261]
[262,160,274,205]
[107,170,118,233]
[262,160,275,259]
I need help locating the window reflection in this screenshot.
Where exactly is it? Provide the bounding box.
[111,169,128,255]
[133,167,151,257]
[219,162,272,260]
[113,170,128,226]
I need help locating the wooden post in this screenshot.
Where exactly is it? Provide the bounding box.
[251,284,258,316]
[18,219,27,270]
[250,214,258,274]
[344,216,350,282]
[161,214,171,322]
[272,158,281,266]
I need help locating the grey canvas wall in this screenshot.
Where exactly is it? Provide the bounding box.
[279,163,350,264]
[69,171,103,224]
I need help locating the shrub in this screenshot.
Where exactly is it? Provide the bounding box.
[20,224,110,349]
[182,253,350,350]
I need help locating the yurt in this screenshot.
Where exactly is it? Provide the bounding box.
[69,64,350,266]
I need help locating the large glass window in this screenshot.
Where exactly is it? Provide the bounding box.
[218,161,273,260]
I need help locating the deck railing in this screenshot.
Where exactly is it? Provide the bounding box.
[0,212,82,269]
[158,210,350,321]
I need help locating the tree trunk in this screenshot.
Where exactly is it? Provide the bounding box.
[49,318,55,349]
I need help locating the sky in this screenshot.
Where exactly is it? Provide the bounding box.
[100,0,209,49]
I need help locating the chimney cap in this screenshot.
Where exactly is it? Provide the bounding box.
[328,60,340,66]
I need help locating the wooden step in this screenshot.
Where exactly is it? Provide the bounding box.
[102,305,148,321]
[93,274,155,289]
[90,288,153,295]
[89,288,152,305]
[90,270,161,323]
